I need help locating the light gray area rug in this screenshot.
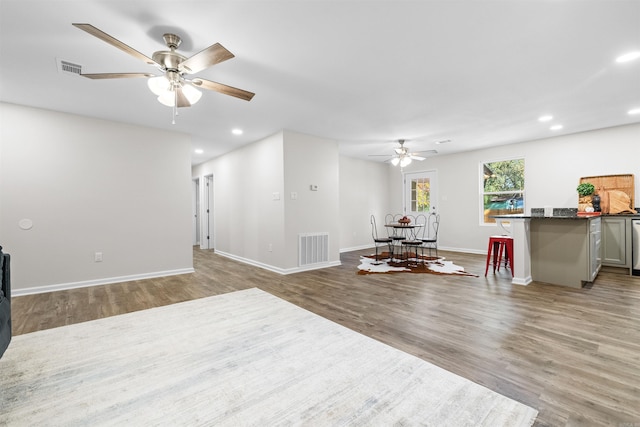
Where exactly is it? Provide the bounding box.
[0,288,537,426]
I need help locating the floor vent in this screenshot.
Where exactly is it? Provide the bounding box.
[299,233,329,266]
[57,59,82,75]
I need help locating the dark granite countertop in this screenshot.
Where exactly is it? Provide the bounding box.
[492,214,596,220]
[493,213,640,220]
[494,205,639,220]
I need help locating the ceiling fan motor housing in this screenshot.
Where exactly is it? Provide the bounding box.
[152,50,187,72]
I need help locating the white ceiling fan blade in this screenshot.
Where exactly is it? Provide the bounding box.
[410,155,426,161]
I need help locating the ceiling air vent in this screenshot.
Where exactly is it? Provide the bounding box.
[56,58,82,75]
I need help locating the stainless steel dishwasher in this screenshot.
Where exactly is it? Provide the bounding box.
[633,219,640,276]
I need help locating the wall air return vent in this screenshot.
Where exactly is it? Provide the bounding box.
[299,233,329,266]
[56,58,82,75]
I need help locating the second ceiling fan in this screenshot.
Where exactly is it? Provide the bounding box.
[371,139,437,167]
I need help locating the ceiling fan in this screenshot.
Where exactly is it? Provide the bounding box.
[72,23,254,121]
[370,139,437,167]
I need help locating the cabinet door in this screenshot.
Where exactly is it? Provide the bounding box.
[602,218,627,266]
[588,218,601,281]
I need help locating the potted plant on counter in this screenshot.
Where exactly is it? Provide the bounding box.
[577,182,595,212]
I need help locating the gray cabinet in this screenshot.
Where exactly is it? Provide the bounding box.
[530,217,601,288]
[602,217,630,269]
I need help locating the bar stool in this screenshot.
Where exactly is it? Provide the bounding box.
[485,235,514,276]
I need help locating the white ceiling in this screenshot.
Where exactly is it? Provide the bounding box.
[1,0,639,165]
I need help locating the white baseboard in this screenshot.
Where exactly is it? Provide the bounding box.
[512,276,533,286]
[12,268,195,297]
[215,251,341,275]
[340,244,375,253]
[438,246,486,255]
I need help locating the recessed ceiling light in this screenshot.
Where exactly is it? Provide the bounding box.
[628,108,640,115]
[550,125,563,131]
[538,115,553,122]
[615,51,640,63]
[194,149,204,154]
[232,129,243,135]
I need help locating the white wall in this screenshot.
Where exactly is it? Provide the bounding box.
[0,103,194,293]
[394,123,640,253]
[338,156,392,251]
[283,131,340,268]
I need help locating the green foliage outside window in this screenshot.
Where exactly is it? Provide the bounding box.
[411,179,431,212]
[484,159,524,192]
[482,159,525,223]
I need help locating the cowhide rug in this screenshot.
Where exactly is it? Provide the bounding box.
[358,251,478,276]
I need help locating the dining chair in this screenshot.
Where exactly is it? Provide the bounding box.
[371,215,393,264]
[421,212,440,259]
[401,214,426,265]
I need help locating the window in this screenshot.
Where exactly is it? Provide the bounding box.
[481,158,525,224]
[405,171,438,215]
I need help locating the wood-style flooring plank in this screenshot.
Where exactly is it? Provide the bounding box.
[9,247,640,426]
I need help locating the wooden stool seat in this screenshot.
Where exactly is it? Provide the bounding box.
[485,235,514,276]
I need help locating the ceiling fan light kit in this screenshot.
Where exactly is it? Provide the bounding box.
[148,74,203,107]
[72,23,254,123]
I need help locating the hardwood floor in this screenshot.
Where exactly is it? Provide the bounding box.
[11,247,640,426]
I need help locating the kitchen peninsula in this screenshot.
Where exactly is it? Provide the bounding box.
[494,213,601,288]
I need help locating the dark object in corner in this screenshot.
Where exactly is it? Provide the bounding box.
[0,245,11,359]
[592,194,601,212]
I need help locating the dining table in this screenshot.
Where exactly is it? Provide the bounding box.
[384,222,424,262]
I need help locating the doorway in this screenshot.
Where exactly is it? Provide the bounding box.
[203,174,214,250]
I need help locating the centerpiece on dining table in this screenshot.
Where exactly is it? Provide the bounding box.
[398,216,411,225]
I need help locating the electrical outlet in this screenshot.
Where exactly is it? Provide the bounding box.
[268,244,273,252]
[94,252,103,262]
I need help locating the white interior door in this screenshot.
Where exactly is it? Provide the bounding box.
[192,178,200,245]
[404,170,438,216]
[202,174,214,250]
